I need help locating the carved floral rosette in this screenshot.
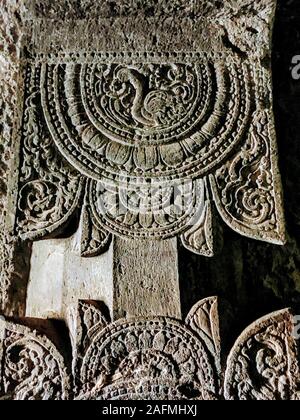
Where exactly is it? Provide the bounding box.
[78,318,218,400]
[0,0,293,401]
[11,0,285,256]
[0,300,299,401]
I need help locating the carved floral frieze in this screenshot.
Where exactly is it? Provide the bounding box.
[0,0,293,402]
[14,0,286,257]
[0,299,298,401]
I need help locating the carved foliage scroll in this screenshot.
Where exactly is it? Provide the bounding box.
[12,0,285,256]
[210,66,285,245]
[14,51,285,255]
[224,309,299,401]
[16,65,84,241]
[0,318,70,400]
[0,303,299,400]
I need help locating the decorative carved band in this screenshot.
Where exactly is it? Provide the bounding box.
[0,300,298,401]
[14,48,285,256]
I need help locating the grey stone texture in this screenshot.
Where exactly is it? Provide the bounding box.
[0,0,300,400]
[179,0,300,355]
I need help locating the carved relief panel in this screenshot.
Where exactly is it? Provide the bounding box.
[12,0,285,258]
[0,0,298,402]
[1,301,299,400]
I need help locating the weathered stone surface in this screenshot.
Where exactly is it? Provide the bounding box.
[0,303,299,400]
[113,237,181,320]
[0,1,31,316]
[25,235,114,324]
[0,0,23,215]
[6,0,284,261]
[0,317,70,400]
[224,309,299,400]
[0,0,299,401]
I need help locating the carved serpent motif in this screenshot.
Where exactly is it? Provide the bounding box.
[13,51,285,251]
[40,53,253,182]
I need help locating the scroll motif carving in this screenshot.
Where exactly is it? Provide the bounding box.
[0,318,70,400]
[16,65,84,241]
[0,302,299,400]
[13,44,285,255]
[10,0,285,255]
[224,309,299,401]
[210,111,285,244]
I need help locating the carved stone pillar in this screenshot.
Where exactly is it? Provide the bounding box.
[0,0,299,401]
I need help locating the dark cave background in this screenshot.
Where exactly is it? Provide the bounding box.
[179,0,300,355]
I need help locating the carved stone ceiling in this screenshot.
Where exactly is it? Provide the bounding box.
[0,0,299,401]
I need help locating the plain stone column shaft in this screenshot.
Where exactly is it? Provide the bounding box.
[112,237,181,320]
